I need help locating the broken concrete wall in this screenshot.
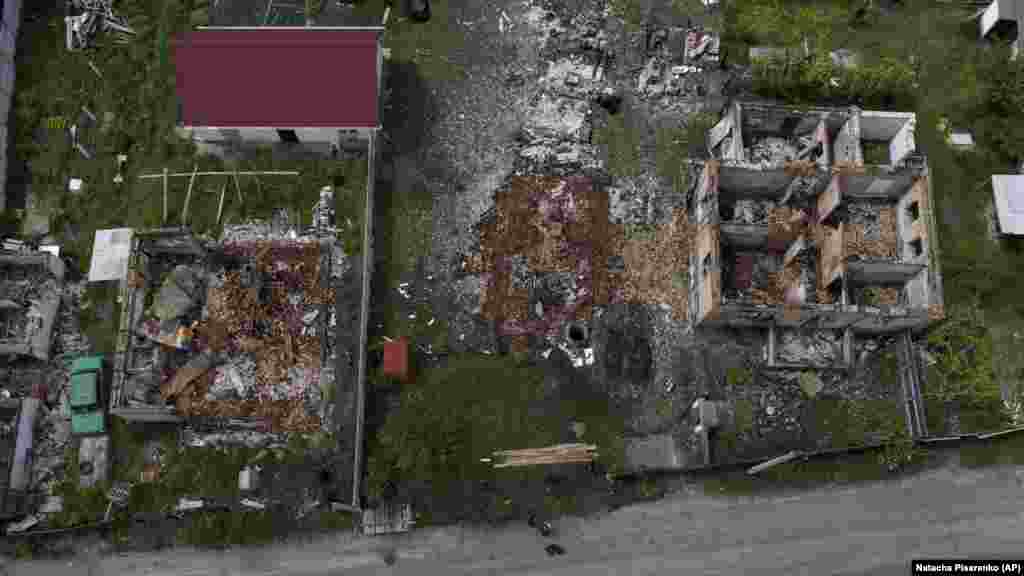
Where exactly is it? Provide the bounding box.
[691,224,721,325]
[694,162,719,227]
[833,115,862,166]
[817,175,842,225]
[898,177,930,265]
[888,114,916,166]
[819,222,845,290]
[901,176,937,314]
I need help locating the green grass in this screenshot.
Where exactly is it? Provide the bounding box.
[13,0,367,276]
[366,355,627,519]
[594,105,645,181]
[353,0,466,81]
[79,281,122,355]
[804,397,907,449]
[960,433,1024,468]
[700,447,934,496]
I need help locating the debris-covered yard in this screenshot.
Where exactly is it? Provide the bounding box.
[4,0,371,551]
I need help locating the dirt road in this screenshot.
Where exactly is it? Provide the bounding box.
[6,463,1024,575]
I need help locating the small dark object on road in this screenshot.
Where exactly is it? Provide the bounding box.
[538,521,554,537]
[597,93,622,115]
[527,512,537,527]
[545,544,566,556]
[408,0,431,22]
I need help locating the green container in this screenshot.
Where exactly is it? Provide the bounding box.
[71,356,104,374]
[70,371,98,409]
[72,411,106,436]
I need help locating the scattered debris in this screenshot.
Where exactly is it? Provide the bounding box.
[65,0,137,51]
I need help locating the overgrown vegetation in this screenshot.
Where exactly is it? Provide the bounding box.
[594,105,645,181]
[366,354,627,520]
[924,302,1010,434]
[13,0,367,277]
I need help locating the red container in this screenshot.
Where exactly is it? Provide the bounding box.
[382,338,410,383]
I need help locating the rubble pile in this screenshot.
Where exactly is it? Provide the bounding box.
[727,199,775,225]
[776,330,843,367]
[634,27,720,103]
[845,203,898,259]
[744,137,800,168]
[513,3,609,175]
[614,208,693,321]
[470,176,601,353]
[186,240,330,432]
[117,222,341,434]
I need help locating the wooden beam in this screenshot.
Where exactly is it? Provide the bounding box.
[181,164,199,225]
[138,171,299,179]
[747,451,803,475]
[216,182,227,225]
[233,170,244,205]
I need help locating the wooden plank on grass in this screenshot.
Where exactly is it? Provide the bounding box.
[216,182,227,224]
[182,164,198,225]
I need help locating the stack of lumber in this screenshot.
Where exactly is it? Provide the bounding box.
[492,443,598,468]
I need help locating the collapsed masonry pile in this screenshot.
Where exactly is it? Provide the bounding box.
[845,204,898,260]
[745,137,800,168]
[776,330,842,367]
[121,221,341,433]
[614,208,693,321]
[514,4,607,174]
[0,258,63,361]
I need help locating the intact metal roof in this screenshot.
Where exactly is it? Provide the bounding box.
[174,30,380,129]
[991,175,1024,235]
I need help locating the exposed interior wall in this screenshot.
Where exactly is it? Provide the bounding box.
[833,115,862,165]
[888,115,916,166]
[728,102,744,161]
[693,224,721,324]
[817,175,842,224]
[901,176,933,310]
[696,162,719,226]
[820,222,845,289]
[814,118,832,168]
[897,177,929,265]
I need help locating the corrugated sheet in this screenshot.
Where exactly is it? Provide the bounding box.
[174,30,380,128]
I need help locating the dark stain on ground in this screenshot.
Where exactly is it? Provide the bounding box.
[382,61,439,156]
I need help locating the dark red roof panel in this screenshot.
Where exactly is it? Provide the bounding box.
[174,30,379,128]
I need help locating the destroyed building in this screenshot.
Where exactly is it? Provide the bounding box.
[690,101,943,367]
[0,253,65,361]
[109,222,348,435]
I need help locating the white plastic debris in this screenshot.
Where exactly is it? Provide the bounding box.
[541,349,552,359]
[240,498,266,510]
[6,515,39,534]
[766,406,777,416]
[175,498,204,512]
[68,178,84,194]
[427,318,436,326]
[303,310,319,325]
[40,496,64,514]
[664,377,675,393]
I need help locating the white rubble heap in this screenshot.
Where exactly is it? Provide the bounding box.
[512,3,607,174]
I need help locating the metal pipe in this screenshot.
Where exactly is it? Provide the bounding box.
[139,171,299,179]
[352,131,376,508]
[197,26,386,30]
